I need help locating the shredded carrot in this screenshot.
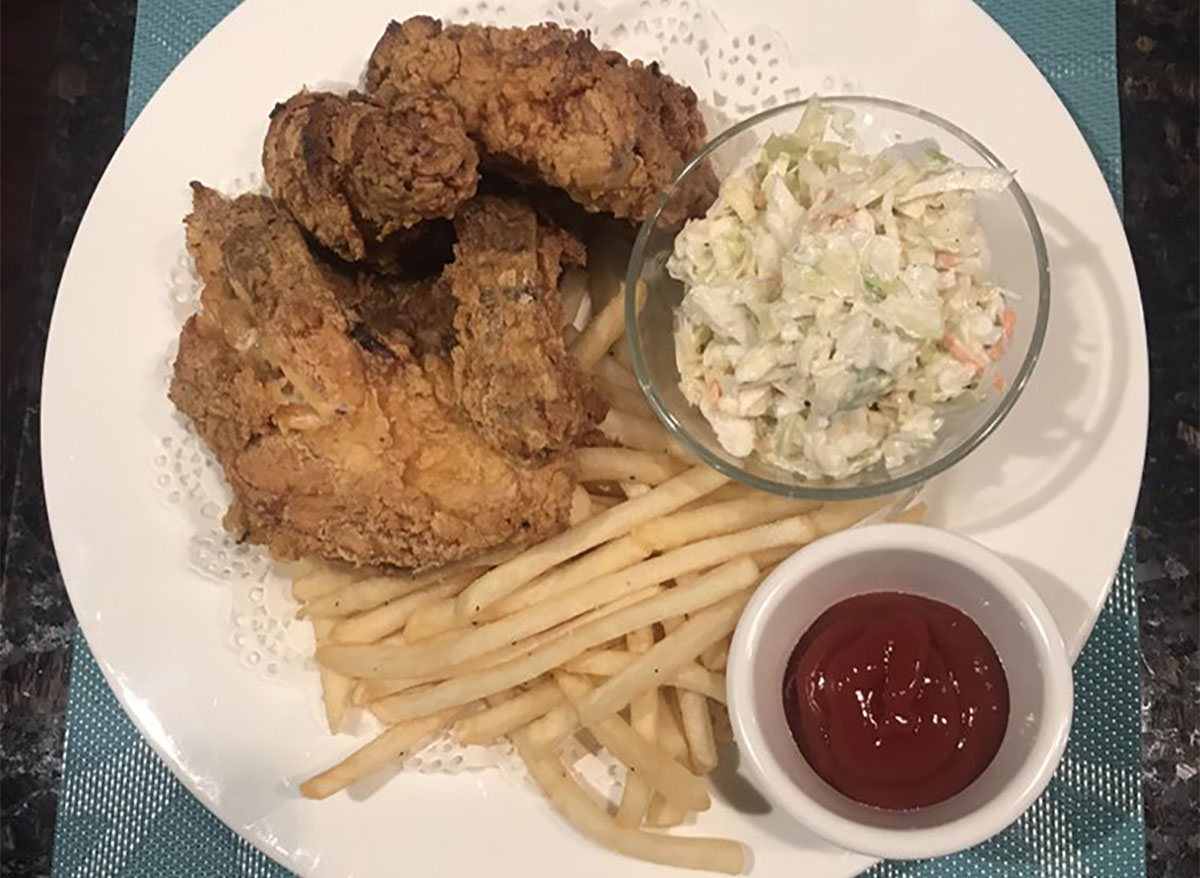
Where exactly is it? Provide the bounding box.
[943,333,987,373]
[707,379,722,404]
[1002,308,1016,341]
[935,251,959,269]
[993,374,1008,392]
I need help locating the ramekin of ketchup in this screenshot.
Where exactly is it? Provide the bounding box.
[783,592,1009,811]
[727,524,1073,860]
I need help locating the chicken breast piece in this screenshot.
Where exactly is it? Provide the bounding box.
[171,185,575,570]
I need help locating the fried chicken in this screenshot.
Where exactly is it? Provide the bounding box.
[447,196,606,459]
[364,17,717,226]
[170,185,583,570]
[262,90,478,262]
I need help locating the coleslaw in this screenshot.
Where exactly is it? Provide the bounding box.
[668,99,1016,480]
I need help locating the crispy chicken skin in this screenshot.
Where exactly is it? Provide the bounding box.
[364,17,716,225]
[447,196,606,459]
[170,185,579,570]
[262,90,478,262]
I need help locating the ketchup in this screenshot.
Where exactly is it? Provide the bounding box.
[782,592,1008,810]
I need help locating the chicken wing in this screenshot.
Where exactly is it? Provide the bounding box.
[262,90,478,262]
[364,17,716,225]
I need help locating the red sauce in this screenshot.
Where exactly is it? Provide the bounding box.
[783,592,1009,810]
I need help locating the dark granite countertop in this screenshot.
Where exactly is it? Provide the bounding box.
[1,1,1196,876]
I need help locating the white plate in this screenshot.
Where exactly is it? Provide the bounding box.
[41,0,1146,875]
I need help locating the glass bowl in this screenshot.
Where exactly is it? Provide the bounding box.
[625,96,1050,500]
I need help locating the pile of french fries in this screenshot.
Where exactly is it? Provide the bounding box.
[290,284,925,873]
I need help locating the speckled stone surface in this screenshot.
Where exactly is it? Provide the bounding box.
[0,1,1195,877]
[0,1,137,875]
[1118,2,1200,875]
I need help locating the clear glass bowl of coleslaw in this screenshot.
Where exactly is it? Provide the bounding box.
[625,96,1050,499]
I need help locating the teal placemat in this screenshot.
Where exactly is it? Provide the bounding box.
[53,1,1140,875]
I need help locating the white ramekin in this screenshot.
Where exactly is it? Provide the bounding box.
[726,523,1073,860]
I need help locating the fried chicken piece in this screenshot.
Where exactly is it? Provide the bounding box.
[339,271,457,360]
[171,185,575,569]
[183,183,367,419]
[262,90,478,262]
[446,196,607,459]
[364,17,716,225]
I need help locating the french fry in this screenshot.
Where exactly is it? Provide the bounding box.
[586,492,620,510]
[812,495,896,534]
[353,542,763,680]
[411,536,653,641]
[329,572,477,645]
[292,567,359,602]
[521,592,746,762]
[571,282,630,370]
[695,482,757,504]
[749,544,800,569]
[524,702,579,752]
[599,409,688,459]
[553,673,709,813]
[596,376,656,419]
[616,774,654,828]
[312,620,352,734]
[363,587,666,704]
[575,447,682,486]
[301,569,470,621]
[645,690,691,828]
[656,689,691,764]
[402,598,460,643]
[507,726,744,874]
[700,635,731,672]
[620,624,658,828]
[620,482,652,499]
[594,354,638,391]
[301,547,515,619]
[484,506,824,653]
[613,335,635,371]
[299,706,461,800]
[489,536,652,619]
[626,627,654,654]
[891,501,927,523]
[560,266,589,332]
[645,796,688,829]
[455,466,728,619]
[569,485,593,526]
[632,495,819,553]
[358,561,757,721]
[575,596,744,726]
[562,651,726,703]
[453,680,565,745]
[676,689,718,774]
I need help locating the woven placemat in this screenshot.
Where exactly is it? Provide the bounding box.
[51,1,1141,875]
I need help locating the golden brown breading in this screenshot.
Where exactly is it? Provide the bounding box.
[364,17,716,225]
[446,196,607,460]
[170,185,576,570]
[262,90,478,262]
[338,272,457,361]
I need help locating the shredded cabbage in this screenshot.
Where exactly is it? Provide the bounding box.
[668,99,1014,479]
